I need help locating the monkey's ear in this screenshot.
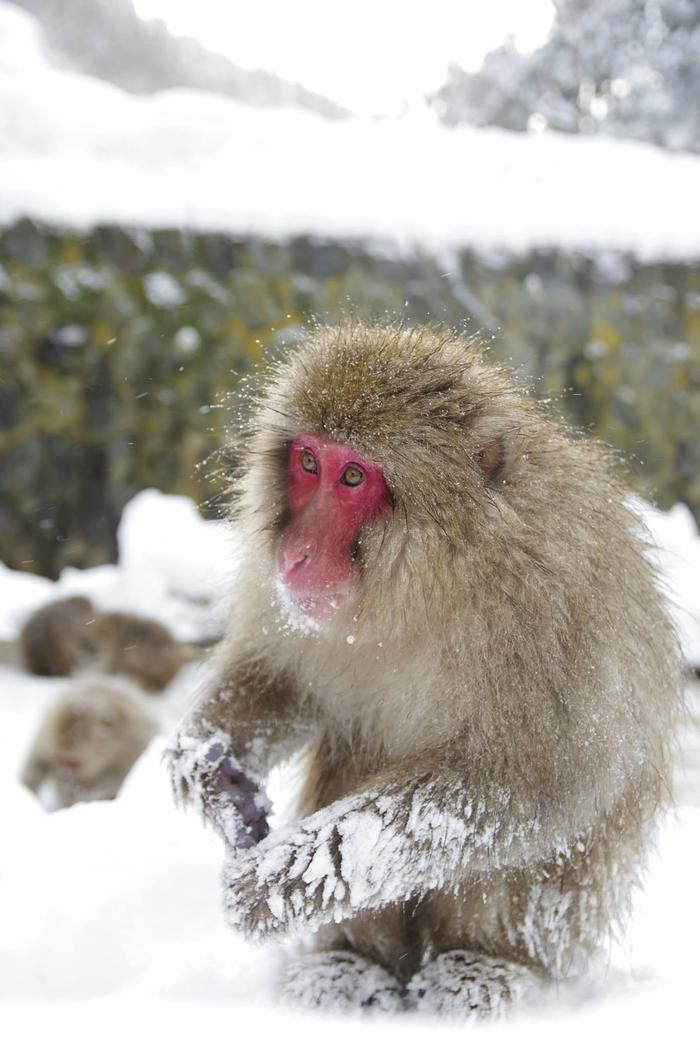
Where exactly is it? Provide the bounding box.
[476,437,505,481]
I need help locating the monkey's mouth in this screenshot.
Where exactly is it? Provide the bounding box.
[296,592,349,619]
[58,759,81,776]
[274,574,352,626]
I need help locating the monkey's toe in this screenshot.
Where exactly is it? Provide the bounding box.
[281,949,404,1014]
[406,950,539,1020]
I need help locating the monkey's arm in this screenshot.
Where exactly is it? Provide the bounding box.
[222,750,605,941]
[166,659,313,848]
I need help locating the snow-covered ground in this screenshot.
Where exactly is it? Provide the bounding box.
[1,1,700,259]
[1,489,699,1048]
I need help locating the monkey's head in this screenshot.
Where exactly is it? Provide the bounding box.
[233,322,558,635]
[47,682,152,782]
[62,596,94,615]
[50,700,121,780]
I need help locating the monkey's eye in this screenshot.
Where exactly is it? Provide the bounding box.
[341,465,364,487]
[300,450,318,474]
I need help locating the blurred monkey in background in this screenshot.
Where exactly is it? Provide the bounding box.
[19,599,197,691]
[21,676,157,809]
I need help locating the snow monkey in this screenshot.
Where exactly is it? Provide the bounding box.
[21,676,157,809]
[168,323,682,1018]
[20,599,195,691]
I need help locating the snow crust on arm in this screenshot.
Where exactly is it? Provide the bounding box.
[222,772,550,941]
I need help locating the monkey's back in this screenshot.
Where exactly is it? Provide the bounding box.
[20,595,97,677]
[97,612,185,691]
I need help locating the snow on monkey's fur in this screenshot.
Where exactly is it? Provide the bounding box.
[168,322,683,1017]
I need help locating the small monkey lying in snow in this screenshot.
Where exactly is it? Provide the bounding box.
[21,677,158,809]
[18,596,198,691]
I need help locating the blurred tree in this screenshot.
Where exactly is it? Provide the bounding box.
[432,0,700,153]
[12,0,348,117]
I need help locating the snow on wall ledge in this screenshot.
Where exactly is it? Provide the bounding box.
[0,1,699,260]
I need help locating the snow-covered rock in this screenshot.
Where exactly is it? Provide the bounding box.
[0,489,237,644]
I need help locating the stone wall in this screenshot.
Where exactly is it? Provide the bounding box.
[1,218,698,577]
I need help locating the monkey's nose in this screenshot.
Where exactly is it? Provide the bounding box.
[279,546,312,577]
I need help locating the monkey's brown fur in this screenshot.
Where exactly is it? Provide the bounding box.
[20,596,98,677]
[96,612,194,692]
[21,676,158,809]
[20,599,194,690]
[172,323,683,1010]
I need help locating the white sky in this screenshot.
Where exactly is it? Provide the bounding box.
[133,0,555,115]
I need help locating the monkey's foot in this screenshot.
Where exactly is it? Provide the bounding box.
[281,950,404,1015]
[406,950,539,1020]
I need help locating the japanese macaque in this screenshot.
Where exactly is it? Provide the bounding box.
[21,676,158,809]
[19,599,197,691]
[95,612,197,692]
[167,323,683,1018]
[20,596,98,676]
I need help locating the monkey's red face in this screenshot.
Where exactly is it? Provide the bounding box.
[277,433,391,621]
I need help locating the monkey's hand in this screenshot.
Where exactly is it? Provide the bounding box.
[166,730,271,849]
[222,775,484,941]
